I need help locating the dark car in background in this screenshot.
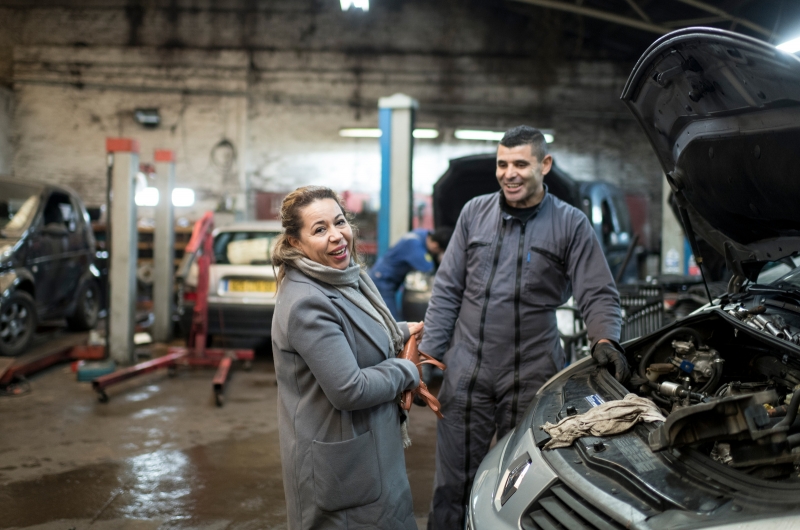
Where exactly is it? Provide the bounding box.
[402,155,638,321]
[467,28,800,530]
[0,177,101,356]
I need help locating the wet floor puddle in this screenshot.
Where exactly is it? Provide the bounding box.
[0,433,287,528]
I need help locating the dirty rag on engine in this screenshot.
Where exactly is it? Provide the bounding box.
[542,393,665,449]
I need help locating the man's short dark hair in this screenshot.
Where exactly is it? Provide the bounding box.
[499,125,549,162]
[430,226,454,251]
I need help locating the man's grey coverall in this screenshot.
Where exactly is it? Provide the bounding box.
[419,191,621,529]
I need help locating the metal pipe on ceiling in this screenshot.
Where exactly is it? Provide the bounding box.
[510,0,669,34]
[672,0,772,37]
[623,0,652,23]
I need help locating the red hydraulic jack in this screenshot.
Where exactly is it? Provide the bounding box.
[92,212,254,406]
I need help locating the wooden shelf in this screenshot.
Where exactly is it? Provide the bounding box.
[93,223,194,275]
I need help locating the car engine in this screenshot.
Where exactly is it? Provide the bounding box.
[630,304,800,482]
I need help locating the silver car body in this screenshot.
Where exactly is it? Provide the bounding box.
[468,27,800,530]
[195,221,282,337]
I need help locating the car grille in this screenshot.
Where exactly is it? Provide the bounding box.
[522,483,624,530]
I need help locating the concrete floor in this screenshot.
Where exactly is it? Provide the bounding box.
[0,332,438,529]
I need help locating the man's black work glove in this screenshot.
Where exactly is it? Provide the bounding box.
[592,342,630,383]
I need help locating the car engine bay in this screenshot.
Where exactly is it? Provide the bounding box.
[630,300,800,482]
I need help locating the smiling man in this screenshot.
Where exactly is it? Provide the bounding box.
[419,125,628,529]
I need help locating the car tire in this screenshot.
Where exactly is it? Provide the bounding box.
[0,290,37,357]
[66,279,100,331]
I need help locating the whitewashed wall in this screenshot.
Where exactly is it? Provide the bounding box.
[1,1,664,243]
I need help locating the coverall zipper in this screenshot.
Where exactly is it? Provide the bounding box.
[510,221,526,428]
[460,217,506,520]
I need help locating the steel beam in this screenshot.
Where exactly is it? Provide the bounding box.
[511,0,669,34]
[672,0,772,38]
[623,0,652,23]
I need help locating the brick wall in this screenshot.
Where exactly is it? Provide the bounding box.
[0,0,665,246]
[0,86,11,175]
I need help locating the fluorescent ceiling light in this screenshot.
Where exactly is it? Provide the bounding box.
[341,0,369,11]
[135,187,159,207]
[777,36,800,53]
[339,128,382,138]
[454,130,504,141]
[339,128,440,139]
[412,128,439,139]
[172,188,195,207]
[455,130,554,143]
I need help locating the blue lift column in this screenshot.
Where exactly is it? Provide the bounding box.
[377,93,418,257]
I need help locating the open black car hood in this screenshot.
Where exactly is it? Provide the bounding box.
[621,28,800,279]
[432,154,578,229]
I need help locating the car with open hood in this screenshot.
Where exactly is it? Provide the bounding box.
[467,28,800,530]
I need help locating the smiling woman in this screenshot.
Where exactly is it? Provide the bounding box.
[270,186,423,529]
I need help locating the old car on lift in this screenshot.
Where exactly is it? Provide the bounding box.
[0,177,101,356]
[467,28,800,530]
[179,221,282,342]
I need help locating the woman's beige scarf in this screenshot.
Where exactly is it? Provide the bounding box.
[292,257,405,354]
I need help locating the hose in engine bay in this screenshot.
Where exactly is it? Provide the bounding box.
[774,389,800,432]
[638,327,707,380]
[638,326,723,398]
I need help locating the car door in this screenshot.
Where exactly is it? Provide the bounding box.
[26,192,71,315]
[62,195,91,296]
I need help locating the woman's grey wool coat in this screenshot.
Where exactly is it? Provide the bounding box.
[271,267,420,530]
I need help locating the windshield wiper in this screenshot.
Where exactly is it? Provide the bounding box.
[746,284,800,301]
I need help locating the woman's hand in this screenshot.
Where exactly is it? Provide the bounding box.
[407,321,424,344]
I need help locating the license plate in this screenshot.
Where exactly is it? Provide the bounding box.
[226,279,276,293]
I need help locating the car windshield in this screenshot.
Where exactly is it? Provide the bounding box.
[0,182,41,236]
[773,264,800,290]
[213,231,281,265]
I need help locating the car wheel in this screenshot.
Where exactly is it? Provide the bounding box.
[67,279,100,331]
[0,291,37,357]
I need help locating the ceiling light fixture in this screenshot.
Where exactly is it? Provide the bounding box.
[454,130,505,141]
[777,36,800,54]
[341,0,369,11]
[412,128,439,139]
[339,128,440,139]
[339,128,382,138]
[172,188,195,207]
[455,129,554,143]
[135,187,159,207]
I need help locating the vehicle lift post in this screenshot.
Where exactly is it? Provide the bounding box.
[105,138,140,365]
[92,211,254,406]
[377,93,417,258]
[152,149,175,343]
